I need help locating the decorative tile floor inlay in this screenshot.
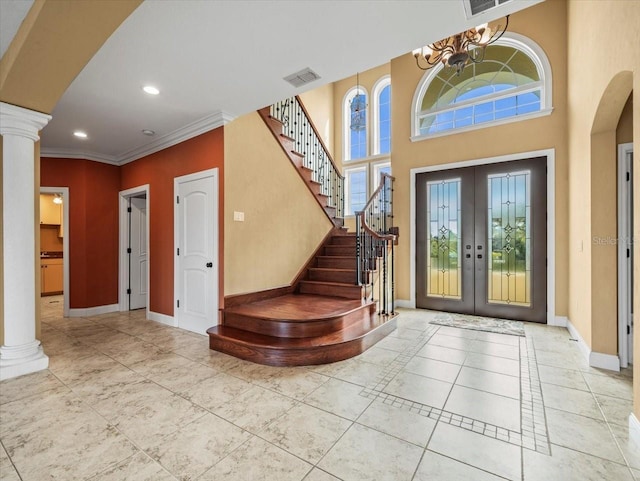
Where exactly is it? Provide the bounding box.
[430,312,526,336]
[361,315,549,454]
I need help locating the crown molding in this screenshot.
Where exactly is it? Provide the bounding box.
[118,110,235,165]
[40,148,120,165]
[40,109,235,166]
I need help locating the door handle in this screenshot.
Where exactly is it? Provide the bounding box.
[206,262,213,268]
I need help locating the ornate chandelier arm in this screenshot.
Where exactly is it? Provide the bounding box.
[471,15,510,47]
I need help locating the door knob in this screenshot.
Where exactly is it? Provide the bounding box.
[206,262,213,268]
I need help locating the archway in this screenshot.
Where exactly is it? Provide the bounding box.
[590,71,633,367]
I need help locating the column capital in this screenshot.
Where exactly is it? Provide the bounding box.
[0,102,51,141]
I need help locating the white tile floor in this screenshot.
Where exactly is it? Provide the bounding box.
[0,296,637,480]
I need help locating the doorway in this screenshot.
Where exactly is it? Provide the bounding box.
[119,185,149,313]
[618,142,634,367]
[174,169,219,334]
[416,157,547,323]
[39,187,69,317]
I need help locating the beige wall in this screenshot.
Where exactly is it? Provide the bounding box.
[617,94,634,145]
[388,0,569,313]
[300,84,335,157]
[566,0,639,417]
[224,112,333,296]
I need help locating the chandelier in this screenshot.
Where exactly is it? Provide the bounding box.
[412,15,509,76]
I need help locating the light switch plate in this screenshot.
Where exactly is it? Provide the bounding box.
[233,211,244,222]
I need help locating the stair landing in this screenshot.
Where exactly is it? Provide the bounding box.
[208,294,397,366]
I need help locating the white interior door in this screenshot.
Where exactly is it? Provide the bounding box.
[129,196,147,310]
[618,144,634,367]
[175,170,218,334]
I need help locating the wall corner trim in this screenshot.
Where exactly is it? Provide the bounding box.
[630,413,640,446]
[68,304,119,318]
[148,311,176,327]
[566,318,621,372]
[548,316,568,327]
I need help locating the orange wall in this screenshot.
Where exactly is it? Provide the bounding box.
[120,128,225,316]
[41,158,120,309]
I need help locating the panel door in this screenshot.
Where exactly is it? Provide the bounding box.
[176,172,218,334]
[416,157,547,323]
[129,196,147,310]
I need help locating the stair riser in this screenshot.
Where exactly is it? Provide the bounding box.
[308,269,356,284]
[299,281,363,299]
[208,315,397,367]
[224,304,375,339]
[330,236,356,246]
[324,245,356,256]
[317,257,355,269]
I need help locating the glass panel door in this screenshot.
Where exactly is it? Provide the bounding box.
[416,157,547,323]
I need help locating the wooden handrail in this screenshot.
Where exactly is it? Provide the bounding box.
[356,212,396,241]
[361,172,395,213]
[294,95,344,181]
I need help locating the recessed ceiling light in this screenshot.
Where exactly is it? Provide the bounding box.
[143,85,160,95]
[142,129,155,136]
[73,131,88,139]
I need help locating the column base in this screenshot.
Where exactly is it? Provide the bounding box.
[0,343,49,381]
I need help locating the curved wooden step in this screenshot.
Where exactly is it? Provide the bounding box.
[207,313,397,366]
[224,295,374,338]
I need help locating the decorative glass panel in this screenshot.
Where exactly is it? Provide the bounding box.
[417,43,544,136]
[426,178,462,299]
[487,170,531,306]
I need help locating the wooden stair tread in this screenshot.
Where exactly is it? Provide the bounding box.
[225,294,369,322]
[209,313,395,349]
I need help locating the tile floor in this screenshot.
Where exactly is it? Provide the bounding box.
[0,296,638,480]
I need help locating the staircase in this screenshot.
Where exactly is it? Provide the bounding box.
[206,97,396,367]
[207,230,396,366]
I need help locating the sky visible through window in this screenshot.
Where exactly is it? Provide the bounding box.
[425,84,541,134]
[379,85,391,154]
[348,169,367,214]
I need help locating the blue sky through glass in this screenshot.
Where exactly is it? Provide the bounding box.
[379,85,391,154]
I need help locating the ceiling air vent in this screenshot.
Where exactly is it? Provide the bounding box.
[465,0,512,17]
[283,68,321,88]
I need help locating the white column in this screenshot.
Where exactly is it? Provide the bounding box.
[1,102,52,380]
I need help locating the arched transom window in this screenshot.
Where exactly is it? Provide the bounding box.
[412,35,552,139]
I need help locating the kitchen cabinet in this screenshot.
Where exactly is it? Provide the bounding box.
[40,195,61,225]
[41,258,63,295]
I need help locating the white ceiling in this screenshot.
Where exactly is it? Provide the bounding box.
[2,0,542,165]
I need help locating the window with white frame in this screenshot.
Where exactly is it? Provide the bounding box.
[372,161,391,191]
[343,76,392,161]
[344,166,368,215]
[373,77,391,155]
[343,87,368,161]
[412,36,552,139]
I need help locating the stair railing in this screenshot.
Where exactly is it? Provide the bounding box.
[270,96,344,218]
[356,173,396,315]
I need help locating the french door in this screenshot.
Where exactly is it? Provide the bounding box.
[416,157,547,323]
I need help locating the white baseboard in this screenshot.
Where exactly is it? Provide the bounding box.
[395,299,416,309]
[566,318,621,371]
[68,304,119,317]
[589,351,621,372]
[148,310,175,327]
[630,413,640,446]
[548,316,568,327]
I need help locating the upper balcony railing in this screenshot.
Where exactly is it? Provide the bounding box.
[270,96,344,218]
